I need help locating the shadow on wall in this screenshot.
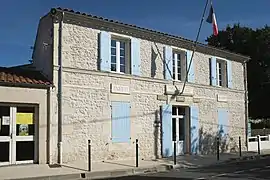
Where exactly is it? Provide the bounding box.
[151,47,157,78]
[154,109,160,159]
[198,126,239,155]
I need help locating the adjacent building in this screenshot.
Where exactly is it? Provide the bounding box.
[24,7,250,165]
[0,65,52,165]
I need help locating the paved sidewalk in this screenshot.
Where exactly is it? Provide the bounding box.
[1,150,270,180]
[159,149,270,169]
[0,159,171,180]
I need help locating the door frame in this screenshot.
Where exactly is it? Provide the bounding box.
[0,104,38,166]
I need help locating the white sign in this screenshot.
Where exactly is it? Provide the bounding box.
[2,116,10,125]
[165,85,194,96]
[217,94,227,102]
[111,84,130,94]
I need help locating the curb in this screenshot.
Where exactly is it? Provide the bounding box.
[6,164,172,180]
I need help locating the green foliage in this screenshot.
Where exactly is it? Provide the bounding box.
[206,24,270,118]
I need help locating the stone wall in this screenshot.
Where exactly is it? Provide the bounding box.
[45,21,246,164]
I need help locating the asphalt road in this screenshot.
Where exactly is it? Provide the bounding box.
[106,156,270,180]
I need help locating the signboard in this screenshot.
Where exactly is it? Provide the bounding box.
[16,113,33,124]
[2,116,10,125]
[111,84,130,94]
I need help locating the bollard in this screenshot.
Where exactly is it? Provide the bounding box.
[173,141,177,165]
[88,140,91,171]
[239,136,242,157]
[217,137,220,161]
[257,135,261,155]
[136,139,139,167]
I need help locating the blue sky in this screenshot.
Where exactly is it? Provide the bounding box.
[1,0,270,67]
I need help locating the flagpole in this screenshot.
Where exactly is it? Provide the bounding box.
[179,0,210,95]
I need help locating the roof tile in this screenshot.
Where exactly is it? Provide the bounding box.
[0,66,52,87]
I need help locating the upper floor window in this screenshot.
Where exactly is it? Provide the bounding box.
[172,50,186,81]
[111,38,130,74]
[216,59,227,87]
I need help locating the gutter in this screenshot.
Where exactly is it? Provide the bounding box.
[57,11,64,165]
[243,60,249,149]
[0,82,53,89]
[47,86,52,164]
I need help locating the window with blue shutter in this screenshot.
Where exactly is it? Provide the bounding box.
[210,57,217,86]
[161,104,173,157]
[164,46,173,80]
[111,101,131,143]
[131,38,141,76]
[218,108,228,137]
[190,106,199,154]
[186,51,195,83]
[227,60,232,88]
[99,31,111,72]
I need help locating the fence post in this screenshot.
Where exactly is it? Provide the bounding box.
[217,136,220,161]
[88,140,91,171]
[173,140,177,165]
[239,136,242,157]
[257,135,261,155]
[135,139,139,167]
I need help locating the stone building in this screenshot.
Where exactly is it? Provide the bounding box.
[32,7,249,165]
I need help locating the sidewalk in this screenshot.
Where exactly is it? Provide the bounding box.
[159,149,270,169]
[0,159,171,180]
[1,150,270,180]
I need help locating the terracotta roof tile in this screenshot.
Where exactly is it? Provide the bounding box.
[0,66,52,87]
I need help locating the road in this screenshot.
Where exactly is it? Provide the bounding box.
[106,156,270,180]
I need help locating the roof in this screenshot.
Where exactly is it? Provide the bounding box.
[50,7,250,62]
[0,66,52,88]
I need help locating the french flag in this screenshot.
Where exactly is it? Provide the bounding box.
[206,4,218,36]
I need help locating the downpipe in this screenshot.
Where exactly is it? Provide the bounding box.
[243,60,249,150]
[57,11,64,165]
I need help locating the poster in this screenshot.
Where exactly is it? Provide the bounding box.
[2,116,10,125]
[16,113,33,124]
[19,124,29,136]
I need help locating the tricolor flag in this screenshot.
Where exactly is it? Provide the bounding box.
[206,4,218,36]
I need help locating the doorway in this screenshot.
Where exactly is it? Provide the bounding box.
[172,106,186,155]
[0,105,36,166]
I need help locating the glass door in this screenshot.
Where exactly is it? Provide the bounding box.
[14,106,35,164]
[0,105,35,166]
[172,106,185,156]
[0,106,12,166]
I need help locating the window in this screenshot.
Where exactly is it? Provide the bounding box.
[216,60,227,87]
[111,38,130,73]
[172,51,186,81]
[172,106,185,141]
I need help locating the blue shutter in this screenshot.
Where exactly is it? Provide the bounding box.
[131,38,141,76]
[187,51,195,83]
[164,46,173,80]
[210,57,217,86]
[227,60,232,88]
[111,101,131,143]
[99,31,111,72]
[190,106,199,154]
[162,104,173,157]
[218,108,228,137]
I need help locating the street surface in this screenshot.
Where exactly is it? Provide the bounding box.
[106,156,270,179]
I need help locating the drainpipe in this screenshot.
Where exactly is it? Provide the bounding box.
[57,11,64,165]
[47,86,52,164]
[243,60,249,150]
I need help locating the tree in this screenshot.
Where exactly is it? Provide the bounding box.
[206,24,270,118]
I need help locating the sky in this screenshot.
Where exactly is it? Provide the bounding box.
[1,0,270,67]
